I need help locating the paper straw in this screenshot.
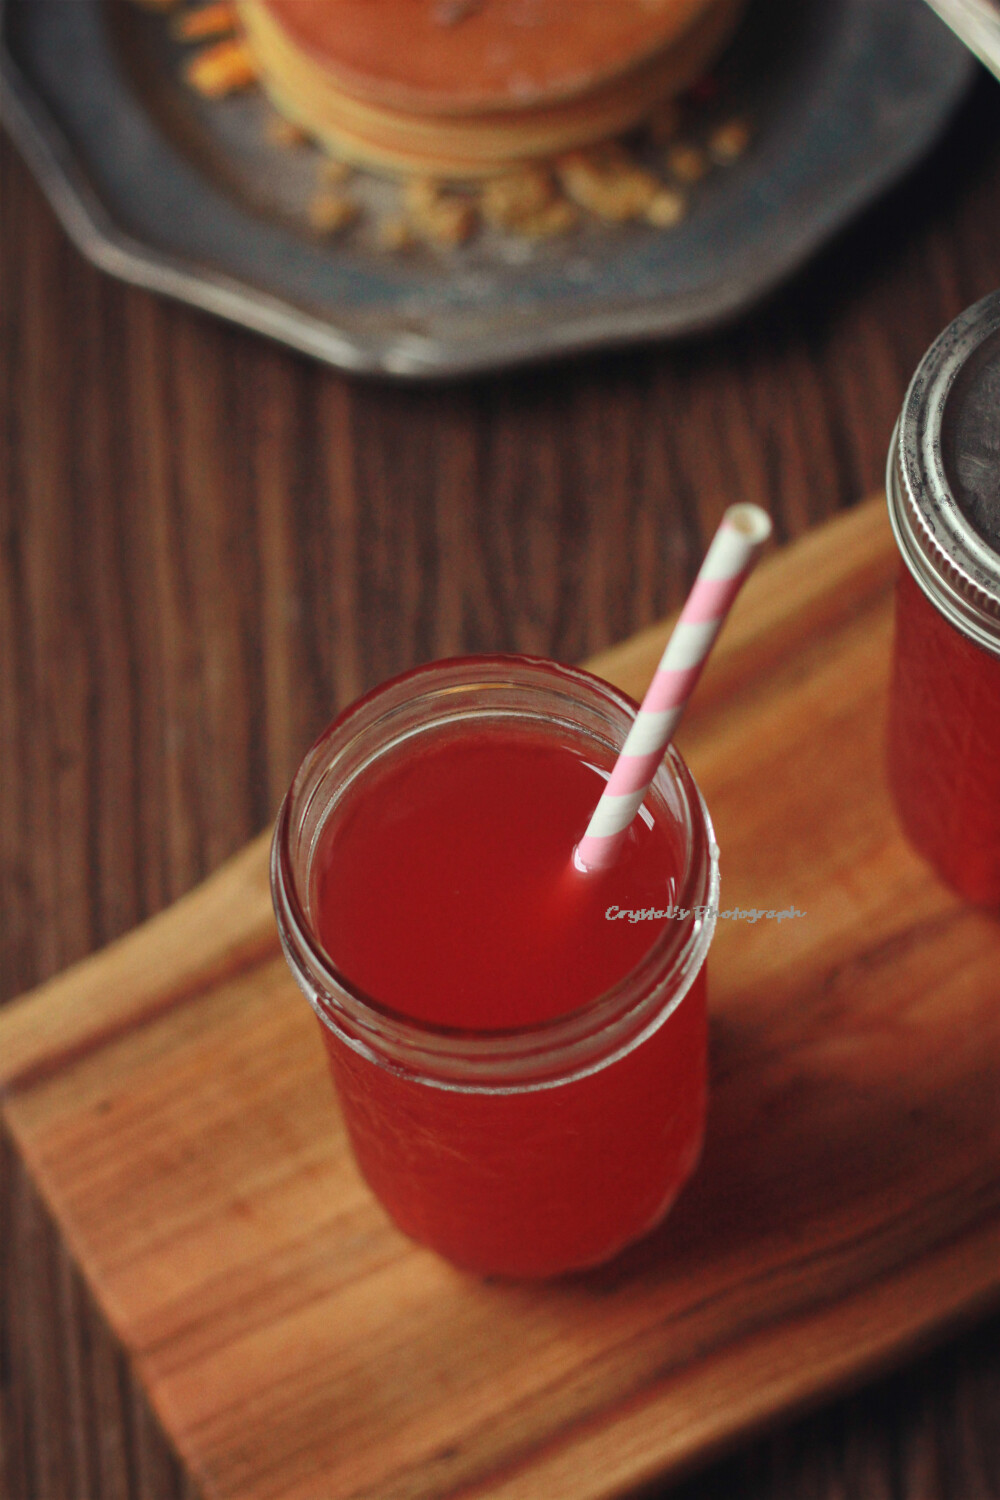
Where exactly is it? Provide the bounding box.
[574,504,772,873]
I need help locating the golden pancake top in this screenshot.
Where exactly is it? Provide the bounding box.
[255,0,720,113]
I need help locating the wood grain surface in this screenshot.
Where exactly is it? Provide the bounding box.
[4,56,1000,1500]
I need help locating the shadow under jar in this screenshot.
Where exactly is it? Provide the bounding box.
[271,656,719,1277]
[887,290,1000,907]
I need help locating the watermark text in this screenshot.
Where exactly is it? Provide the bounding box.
[605,904,806,925]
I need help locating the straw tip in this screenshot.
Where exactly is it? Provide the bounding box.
[723,504,773,546]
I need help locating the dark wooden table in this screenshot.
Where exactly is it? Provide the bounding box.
[3,60,1000,1500]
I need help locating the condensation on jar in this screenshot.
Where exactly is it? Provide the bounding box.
[886,290,1000,907]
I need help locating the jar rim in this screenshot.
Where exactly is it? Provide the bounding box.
[271,654,718,1090]
[888,290,1000,656]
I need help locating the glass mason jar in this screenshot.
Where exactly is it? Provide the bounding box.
[887,290,1000,907]
[271,655,719,1277]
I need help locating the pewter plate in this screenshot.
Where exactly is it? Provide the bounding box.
[0,0,973,378]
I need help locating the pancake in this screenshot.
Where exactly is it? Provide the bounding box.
[235,0,746,177]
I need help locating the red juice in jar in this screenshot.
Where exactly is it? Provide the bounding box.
[313,725,686,1031]
[889,569,1000,903]
[271,657,718,1277]
[887,292,1000,907]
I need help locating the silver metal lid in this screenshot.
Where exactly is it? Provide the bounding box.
[887,289,1000,656]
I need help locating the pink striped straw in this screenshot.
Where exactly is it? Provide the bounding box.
[574,504,772,873]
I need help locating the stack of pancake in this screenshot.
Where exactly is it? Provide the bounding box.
[234,0,746,179]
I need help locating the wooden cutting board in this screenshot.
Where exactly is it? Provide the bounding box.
[3,498,1000,1500]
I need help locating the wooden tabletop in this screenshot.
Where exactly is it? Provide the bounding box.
[3,57,1000,1500]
